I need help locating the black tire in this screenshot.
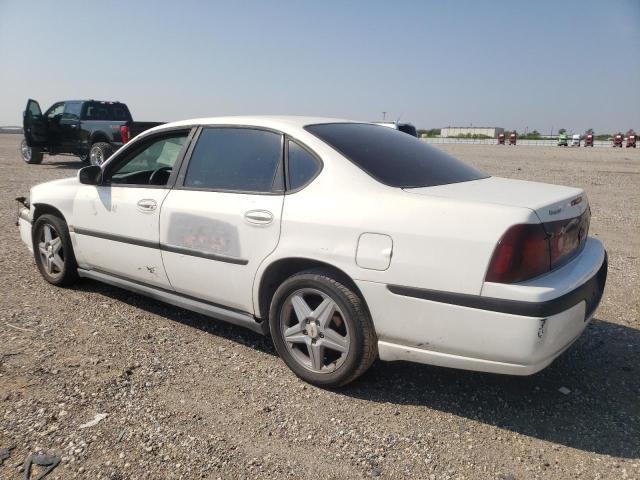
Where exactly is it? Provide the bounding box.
[89,142,114,166]
[20,138,43,164]
[78,151,90,164]
[269,269,377,388]
[32,214,79,287]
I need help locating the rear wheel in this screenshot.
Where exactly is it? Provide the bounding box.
[20,139,43,164]
[269,269,377,388]
[32,214,79,286]
[78,151,90,164]
[89,142,113,166]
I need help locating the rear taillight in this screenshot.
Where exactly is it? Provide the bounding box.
[486,209,590,284]
[485,223,550,284]
[547,208,590,270]
[120,125,131,144]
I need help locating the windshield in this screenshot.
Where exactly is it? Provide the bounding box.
[305,123,488,188]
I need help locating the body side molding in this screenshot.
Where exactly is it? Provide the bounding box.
[73,226,248,265]
[387,254,607,318]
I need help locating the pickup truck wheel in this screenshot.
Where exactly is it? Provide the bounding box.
[89,142,113,166]
[269,269,377,388]
[78,152,90,164]
[20,139,43,164]
[32,214,79,287]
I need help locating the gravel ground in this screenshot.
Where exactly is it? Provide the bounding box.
[0,134,638,480]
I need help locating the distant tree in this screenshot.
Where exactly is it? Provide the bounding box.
[417,128,441,137]
[626,128,635,136]
[585,128,594,135]
[520,130,542,140]
[558,128,567,134]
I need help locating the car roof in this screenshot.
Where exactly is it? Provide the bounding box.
[59,100,124,104]
[150,115,366,133]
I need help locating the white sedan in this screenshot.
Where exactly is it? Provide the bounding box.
[17,117,607,387]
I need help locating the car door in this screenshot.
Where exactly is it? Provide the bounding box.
[72,128,193,288]
[59,102,82,152]
[43,102,65,150]
[159,126,285,313]
[23,99,49,147]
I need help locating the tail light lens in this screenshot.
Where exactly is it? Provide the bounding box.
[485,224,550,283]
[120,125,131,144]
[486,209,590,284]
[546,208,590,270]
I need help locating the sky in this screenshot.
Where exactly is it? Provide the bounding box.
[1,0,639,133]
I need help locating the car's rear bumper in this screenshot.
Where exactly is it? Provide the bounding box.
[356,238,607,375]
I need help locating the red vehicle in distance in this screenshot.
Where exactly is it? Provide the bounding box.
[612,133,624,147]
[626,133,637,148]
[508,132,517,145]
[584,133,594,147]
[497,133,505,145]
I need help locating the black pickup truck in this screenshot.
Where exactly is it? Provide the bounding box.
[21,99,163,165]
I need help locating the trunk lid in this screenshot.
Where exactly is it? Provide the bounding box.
[404,177,587,222]
[406,177,591,281]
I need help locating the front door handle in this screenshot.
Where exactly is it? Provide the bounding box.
[244,210,273,225]
[137,199,157,212]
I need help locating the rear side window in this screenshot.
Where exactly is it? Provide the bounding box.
[184,128,282,192]
[287,140,321,190]
[83,102,132,121]
[305,123,488,188]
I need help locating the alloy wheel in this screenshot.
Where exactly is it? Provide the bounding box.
[279,288,351,373]
[20,140,32,162]
[38,224,65,279]
[90,146,104,166]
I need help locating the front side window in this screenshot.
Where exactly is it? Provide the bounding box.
[108,133,188,186]
[287,140,321,190]
[27,101,41,116]
[184,128,282,193]
[305,123,488,188]
[46,103,64,120]
[62,102,82,120]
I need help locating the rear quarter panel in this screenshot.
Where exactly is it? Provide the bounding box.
[253,138,537,316]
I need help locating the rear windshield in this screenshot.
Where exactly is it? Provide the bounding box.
[82,102,131,121]
[305,123,488,188]
[397,124,418,137]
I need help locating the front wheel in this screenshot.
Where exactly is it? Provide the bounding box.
[32,214,79,287]
[89,142,114,166]
[20,139,43,164]
[269,269,377,388]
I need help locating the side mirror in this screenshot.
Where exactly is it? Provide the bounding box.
[78,165,103,185]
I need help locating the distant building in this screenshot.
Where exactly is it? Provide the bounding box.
[440,127,504,138]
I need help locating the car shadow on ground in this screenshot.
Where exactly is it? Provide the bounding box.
[73,279,638,459]
[73,279,276,354]
[43,158,84,170]
[343,318,639,459]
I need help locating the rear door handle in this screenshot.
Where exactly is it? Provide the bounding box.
[137,199,157,212]
[244,210,273,225]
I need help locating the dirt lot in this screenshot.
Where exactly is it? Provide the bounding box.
[0,134,638,480]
